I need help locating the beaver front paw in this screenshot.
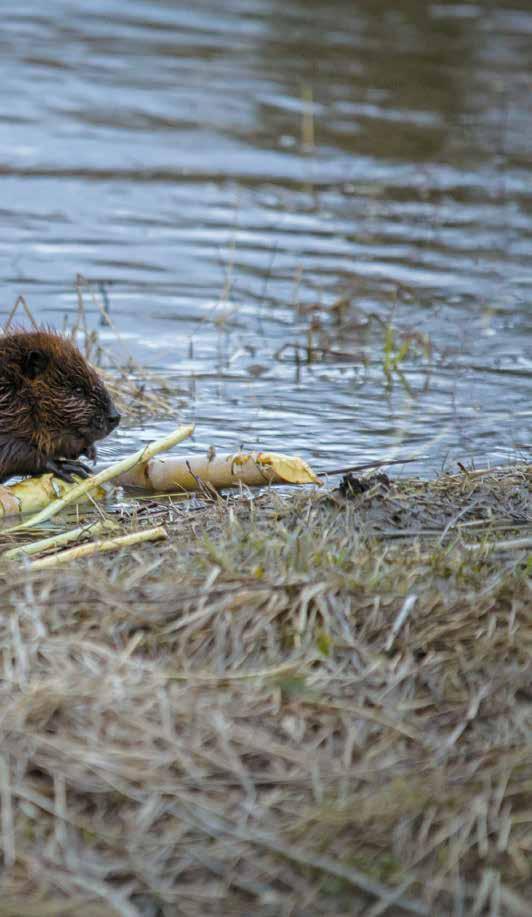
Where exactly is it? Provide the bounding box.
[45,458,93,482]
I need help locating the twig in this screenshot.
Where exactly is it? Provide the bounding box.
[319,457,420,476]
[3,294,40,332]
[0,755,15,868]
[2,520,119,561]
[188,805,429,916]
[29,526,167,570]
[386,594,418,652]
[163,659,308,683]
[305,699,425,744]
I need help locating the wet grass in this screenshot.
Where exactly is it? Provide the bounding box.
[0,464,530,915]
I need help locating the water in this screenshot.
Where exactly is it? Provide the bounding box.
[0,0,530,475]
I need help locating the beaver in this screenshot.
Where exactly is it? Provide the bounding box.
[0,329,120,483]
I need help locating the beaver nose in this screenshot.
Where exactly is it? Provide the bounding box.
[107,406,121,430]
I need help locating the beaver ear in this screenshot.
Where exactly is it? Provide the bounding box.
[23,349,50,379]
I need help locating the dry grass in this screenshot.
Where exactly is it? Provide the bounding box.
[96,364,177,424]
[0,465,531,915]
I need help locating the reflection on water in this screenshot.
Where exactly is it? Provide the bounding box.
[0,0,530,473]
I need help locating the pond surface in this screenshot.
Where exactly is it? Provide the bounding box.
[0,0,531,475]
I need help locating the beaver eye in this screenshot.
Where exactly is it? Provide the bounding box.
[72,385,85,396]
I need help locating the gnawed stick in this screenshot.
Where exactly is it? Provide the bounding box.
[0,475,106,519]
[118,450,320,492]
[4,424,194,532]
[29,526,167,570]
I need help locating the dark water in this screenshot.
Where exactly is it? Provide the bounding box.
[1,0,531,474]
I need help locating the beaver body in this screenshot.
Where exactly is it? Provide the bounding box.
[0,330,120,482]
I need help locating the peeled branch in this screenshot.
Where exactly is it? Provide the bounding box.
[2,519,119,561]
[118,451,321,493]
[0,474,106,520]
[28,525,167,570]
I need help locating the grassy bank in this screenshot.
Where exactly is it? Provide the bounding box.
[0,464,531,915]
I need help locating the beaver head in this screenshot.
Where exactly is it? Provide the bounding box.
[0,330,121,460]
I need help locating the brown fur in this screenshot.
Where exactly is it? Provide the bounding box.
[0,329,120,482]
